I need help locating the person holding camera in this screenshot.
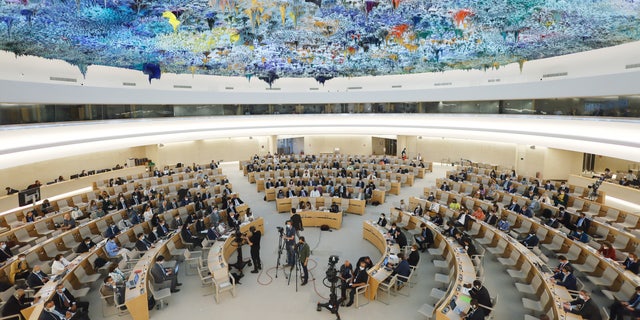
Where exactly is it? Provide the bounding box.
[290,208,303,236]
[244,226,262,273]
[298,236,310,286]
[338,260,353,303]
[284,220,296,267]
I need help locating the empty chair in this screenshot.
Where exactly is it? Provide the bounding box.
[396,213,411,230]
[75,265,101,286]
[573,254,601,275]
[14,229,38,245]
[586,267,619,289]
[522,290,550,313]
[433,252,452,270]
[427,241,446,257]
[601,280,637,302]
[149,282,172,310]
[515,275,543,297]
[571,186,585,199]
[497,250,521,268]
[438,193,449,206]
[376,275,396,305]
[211,269,236,303]
[486,238,507,256]
[610,233,631,252]
[4,214,24,228]
[430,287,446,300]
[541,233,565,253]
[586,203,601,217]
[467,222,482,238]
[564,243,582,262]
[507,261,532,281]
[57,199,72,212]
[513,219,532,236]
[614,214,640,230]
[476,229,496,246]
[595,208,620,224]
[417,303,435,319]
[183,250,203,276]
[72,195,87,208]
[35,221,55,238]
[500,195,512,207]
[568,199,585,213]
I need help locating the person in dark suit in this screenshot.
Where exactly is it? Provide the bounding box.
[395,229,408,248]
[546,216,561,229]
[563,290,602,320]
[147,227,159,243]
[414,223,433,252]
[27,265,49,288]
[573,211,591,233]
[52,283,90,316]
[485,211,498,226]
[506,200,521,213]
[2,288,35,317]
[104,223,120,238]
[521,231,540,247]
[345,260,369,307]
[180,224,202,248]
[75,238,96,254]
[206,225,219,241]
[135,233,153,252]
[609,286,640,320]
[376,213,388,227]
[157,219,170,237]
[568,227,589,243]
[622,253,640,274]
[39,299,84,320]
[554,266,578,291]
[151,255,181,293]
[407,244,420,267]
[462,299,486,320]
[244,226,261,273]
[413,205,423,216]
[0,241,13,263]
[468,280,492,315]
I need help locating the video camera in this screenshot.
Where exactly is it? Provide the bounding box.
[325,255,340,284]
[276,226,284,236]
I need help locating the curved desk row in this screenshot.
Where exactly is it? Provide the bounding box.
[209,217,265,273]
[361,221,400,300]
[387,209,475,319]
[255,171,411,192]
[25,241,110,320]
[275,196,365,215]
[260,179,397,201]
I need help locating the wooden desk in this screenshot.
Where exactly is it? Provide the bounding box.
[25,242,108,320]
[347,199,365,215]
[300,211,342,230]
[389,182,401,195]
[124,232,182,320]
[265,188,276,201]
[362,221,400,300]
[372,190,385,204]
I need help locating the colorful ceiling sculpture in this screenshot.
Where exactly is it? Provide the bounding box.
[1,0,639,84]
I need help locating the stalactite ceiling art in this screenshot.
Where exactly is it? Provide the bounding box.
[1,0,639,84]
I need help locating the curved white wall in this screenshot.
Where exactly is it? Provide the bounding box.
[0,114,638,170]
[1,42,640,104]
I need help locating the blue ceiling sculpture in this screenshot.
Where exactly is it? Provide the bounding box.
[1,0,639,85]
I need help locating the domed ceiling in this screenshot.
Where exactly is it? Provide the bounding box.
[1,0,639,85]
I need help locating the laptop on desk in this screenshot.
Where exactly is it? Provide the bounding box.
[126,273,140,290]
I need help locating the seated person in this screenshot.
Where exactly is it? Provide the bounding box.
[553,255,572,279]
[51,254,71,276]
[414,223,434,252]
[568,227,589,243]
[60,213,76,231]
[621,253,640,274]
[10,254,30,284]
[468,280,493,315]
[407,244,420,267]
[471,207,485,221]
[180,224,202,248]
[52,283,90,317]
[345,260,369,307]
[376,213,388,227]
[497,216,510,232]
[0,241,13,264]
[151,255,181,293]
[23,210,37,223]
[521,231,540,247]
[389,253,411,285]
[448,198,461,211]
[135,233,154,252]
[105,237,131,262]
[563,290,602,320]
[2,288,37,318]
[394,229,408,248]
[553,266,578,291]
[100,276,125,307]
[430,213,443,226]
[356,256,373,271]
[70,207,87,221]
[609,285,640,320]
[573,211,591,233]
[597,242,616,260]
[461,299,485,320]
[75,237,96,253]
[27,265,49,288]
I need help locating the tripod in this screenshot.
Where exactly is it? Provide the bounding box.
[229,229,251,274]
[287,245,300,292]
[317,280,341,320]
[275,233,286,278]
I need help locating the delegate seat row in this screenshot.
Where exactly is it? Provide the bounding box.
[275,196,365,215]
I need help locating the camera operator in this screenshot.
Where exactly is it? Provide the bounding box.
[345,260,369,307]
[290,208,303,237]
[243,226,262,273]
[298,236,310,285]
[338,260,353,303]
[284,220,296,267]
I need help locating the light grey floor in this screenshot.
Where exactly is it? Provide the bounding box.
[85,162,533,320]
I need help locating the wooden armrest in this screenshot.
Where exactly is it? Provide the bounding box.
[477,303,494,311]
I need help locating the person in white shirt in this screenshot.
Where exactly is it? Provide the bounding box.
[70,207,86,221]
[51,254,70,275]
[310,187,321,197]
[143,206,153,222]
